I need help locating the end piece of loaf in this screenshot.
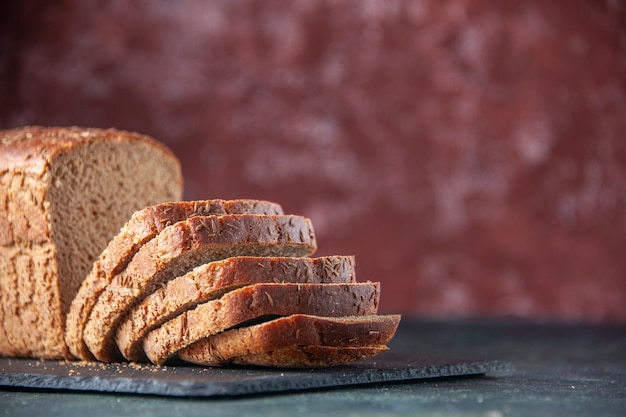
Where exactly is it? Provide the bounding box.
[116,255,356,361]
[0,126,182,359]
[143,282,380,365]
[66,199,284,360]
[84,214,317,362]
[178,314,401,368]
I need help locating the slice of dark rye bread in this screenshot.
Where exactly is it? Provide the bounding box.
[66,200,283,360]
[116,256,356,362]
[178,314,401,368]
[210,345,390,368]
[143,282,381,365]
[84,214,317,362]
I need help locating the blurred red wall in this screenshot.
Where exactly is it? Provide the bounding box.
[1,0,625,322]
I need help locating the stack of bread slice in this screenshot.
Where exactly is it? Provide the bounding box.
[67,200,400,368]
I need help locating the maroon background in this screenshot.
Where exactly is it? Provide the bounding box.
[1,0,625,322]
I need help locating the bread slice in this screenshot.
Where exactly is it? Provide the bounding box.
[116,256,356,361]
[0,126,182,359]
[178,314,401,368]
[84,214,317,362]
[143,282,380,365]
[66,199,284,360]
[222,345,389,368]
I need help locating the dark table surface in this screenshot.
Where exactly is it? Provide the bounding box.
[2,317,625,417]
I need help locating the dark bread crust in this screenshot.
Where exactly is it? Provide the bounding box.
[84,214,317,362]
[66,200,284,360]
[116,256,356,361]
[178,314,401,367]
[143,282,380,365]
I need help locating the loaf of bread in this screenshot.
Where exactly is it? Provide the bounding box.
[1,125,400,368]
[178,314,401,368]
[0,126,183,359]
[116,255,357,361]
[143,282,381,365]
[66,199,284,360]
[83,214,318,362]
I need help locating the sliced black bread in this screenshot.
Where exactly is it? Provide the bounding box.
[143,282,380,365]
[116,256,357,361]
[83,214,317,362]
[67,200,284,360]
[178,314,401,368]
[222,345,389,368]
